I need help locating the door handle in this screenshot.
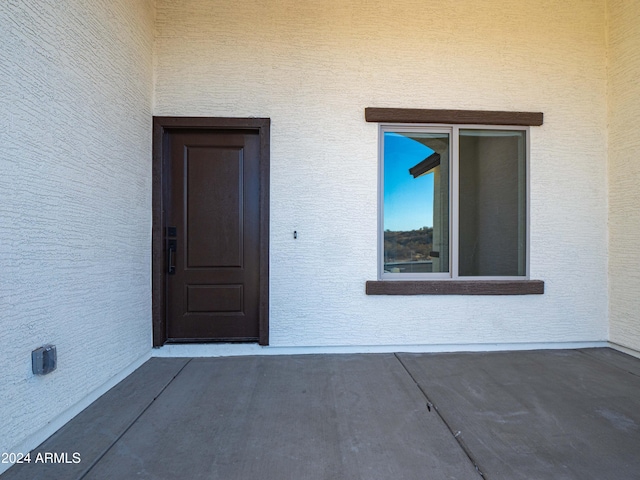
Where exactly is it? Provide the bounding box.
[167,239,176,275]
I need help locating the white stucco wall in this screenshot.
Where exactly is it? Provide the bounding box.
[0,0,154,461]
[608,0,640,353]
[155,0,609,347]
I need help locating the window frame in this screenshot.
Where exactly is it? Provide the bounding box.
[378,123,530,282]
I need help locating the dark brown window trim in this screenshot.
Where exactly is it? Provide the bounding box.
[366,280,544,295]
[365,108,543,126]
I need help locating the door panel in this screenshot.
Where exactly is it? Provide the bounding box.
[187,285,243,313]
[186,146,243,268]
[166,129,261,341]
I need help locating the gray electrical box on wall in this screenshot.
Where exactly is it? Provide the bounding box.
[32,345,57,375]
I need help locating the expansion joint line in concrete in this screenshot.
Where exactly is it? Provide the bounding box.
[393,353,487,479]
[578,348,640,378]
[77,359,194,480]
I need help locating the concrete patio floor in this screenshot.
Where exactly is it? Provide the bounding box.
[3,348,640,479]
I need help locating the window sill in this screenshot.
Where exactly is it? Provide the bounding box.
[366,280,544,295]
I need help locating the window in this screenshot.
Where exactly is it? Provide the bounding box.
[379,125,528,280]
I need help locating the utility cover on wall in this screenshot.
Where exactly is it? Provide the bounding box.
[32,345,57,375]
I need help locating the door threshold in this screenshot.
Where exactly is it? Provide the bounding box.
[164,338,259,344]
[153,343,269,358]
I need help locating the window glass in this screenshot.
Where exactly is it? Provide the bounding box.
[383,131,450,274]
[458,129,526,276]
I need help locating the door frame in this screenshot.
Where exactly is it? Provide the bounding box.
[152,117,270,347]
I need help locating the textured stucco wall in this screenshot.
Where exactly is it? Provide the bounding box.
[0,0,154,457]
[155,0,609,348]
[608,0,640,352]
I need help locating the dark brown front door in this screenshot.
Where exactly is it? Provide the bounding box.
[153,118,269,345]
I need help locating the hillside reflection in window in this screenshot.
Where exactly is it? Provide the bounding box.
[383,132,450,274]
